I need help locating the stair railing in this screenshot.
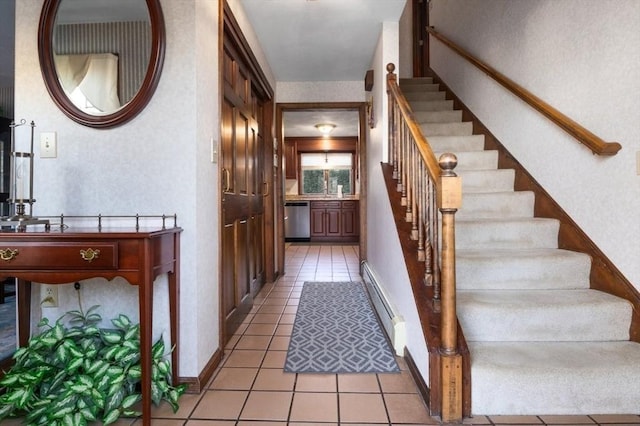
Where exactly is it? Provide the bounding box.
[386,63,463,422]
[427,27,621,156]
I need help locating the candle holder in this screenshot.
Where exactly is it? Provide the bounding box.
[0,119,49,231]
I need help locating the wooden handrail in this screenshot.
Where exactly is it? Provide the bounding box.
[427,27,621,156]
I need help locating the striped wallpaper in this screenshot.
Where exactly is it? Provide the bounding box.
[54,21,151,105]
[0,87,14,119]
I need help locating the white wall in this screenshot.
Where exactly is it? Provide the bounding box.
[15,0,219,378]
[366,21,430,382]
[430,0,640,288]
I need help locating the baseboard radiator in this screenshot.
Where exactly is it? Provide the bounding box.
[361,261,406,355]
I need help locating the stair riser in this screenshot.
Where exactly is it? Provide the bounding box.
[435,151,498,171]
[459,169,515,193]
[455,219,559,250]
[458,293,632,342]
[413,110,462,123]
[456,192,535,220]
[400,83,440,92]
[456,250,592,290]
[407,100,453,112]
[405,92,447,102]
[400,77,434,85]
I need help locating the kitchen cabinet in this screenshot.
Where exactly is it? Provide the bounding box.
[284,141,297,179]
[310,200,359,242]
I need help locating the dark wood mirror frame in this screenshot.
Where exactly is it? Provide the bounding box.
[37,0,166,129]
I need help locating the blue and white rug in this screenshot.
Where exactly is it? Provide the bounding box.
[284,281,400,374]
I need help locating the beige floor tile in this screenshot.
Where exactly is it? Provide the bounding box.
[251,313,281,324]
[283,306,298,314]
[275,324,294,336]
[235,335,272,350]
[262,298,288,306]
[224,334,240,350]
[244,323,277,336]
[136,420,184,426]
[338,373,380,392]
[210,367,258,390]
[590,414,640,424]
[462,415,492,424]
[279,313,297,324]
[538,415,596,424]
[222,350,265,368]
[489,415,544,424]
[290,392,338,422]
[252,368,296,391]
[384,392,434,424]
[339,393,388,423]
[239,391,293,421]
[261,350,287,368]
[377,370,418,393]
[191,390,248,420]
[269,336,291,350]
[237,422,286,426]
[256,305,286,314]
[295,373,338,392]
[186,421,236,426]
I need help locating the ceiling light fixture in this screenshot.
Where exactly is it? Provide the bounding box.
[315,123,336,137]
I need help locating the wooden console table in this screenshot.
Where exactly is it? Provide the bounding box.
[0,226,181,426]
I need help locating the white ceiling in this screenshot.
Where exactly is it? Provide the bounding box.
[240,0,407,137]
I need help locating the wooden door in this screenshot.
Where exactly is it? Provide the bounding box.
[221,38,265,342]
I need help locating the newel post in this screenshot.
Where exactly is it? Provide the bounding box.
[437,153,463,423]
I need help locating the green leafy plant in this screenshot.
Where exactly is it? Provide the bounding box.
[0,305,186,425]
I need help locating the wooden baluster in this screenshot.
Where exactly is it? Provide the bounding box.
[417,161,426,261]
[410,144,419,238]
[406,137,414,222]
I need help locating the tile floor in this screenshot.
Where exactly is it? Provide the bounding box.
[4,244,640,425]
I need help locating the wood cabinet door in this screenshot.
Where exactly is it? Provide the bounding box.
[221,38,266,343]
[310,208,326,237]
[326,208,342,237]
[284,141,297,179]
[341,206,359,237]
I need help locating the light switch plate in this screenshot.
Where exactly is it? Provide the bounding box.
[40,132,57,158]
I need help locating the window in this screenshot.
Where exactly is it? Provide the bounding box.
[300,153,352,195]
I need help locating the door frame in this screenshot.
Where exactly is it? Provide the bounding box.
[275,102,368,270]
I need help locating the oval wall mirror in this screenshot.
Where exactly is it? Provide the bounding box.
[38,0,165,128]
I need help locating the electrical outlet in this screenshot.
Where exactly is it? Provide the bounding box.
[40,285,58,307]
[40,132,57,158]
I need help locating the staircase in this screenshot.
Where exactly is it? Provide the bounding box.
[400,77,640,415]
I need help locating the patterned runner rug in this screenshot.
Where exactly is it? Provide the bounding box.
[284,281,399,373]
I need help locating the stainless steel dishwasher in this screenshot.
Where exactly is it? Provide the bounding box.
[284,201,310,241]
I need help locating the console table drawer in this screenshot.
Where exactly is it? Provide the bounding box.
[0,242,118,270]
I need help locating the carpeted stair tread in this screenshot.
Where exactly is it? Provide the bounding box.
[400,77,434,85]
[456,217,559,250]
[406,100,454,111]
[427,135,486,152]
[458,289,632,342]
[403,91,447,102]
[400,82,440,92]
[413,110,462,123]
[456,248,591,290]
[421,121,473,136]
[469,341,640,414]
[457,191,535,219]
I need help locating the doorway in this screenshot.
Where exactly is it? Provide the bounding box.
[275,102,368,272]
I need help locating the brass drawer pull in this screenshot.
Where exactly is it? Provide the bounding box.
[0,248,19,261]
[80,248,100,262]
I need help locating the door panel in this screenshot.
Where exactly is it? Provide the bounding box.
[221,36,267,343]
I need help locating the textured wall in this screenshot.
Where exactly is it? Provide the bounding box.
[14,0,218,377]
[430,0,640,288]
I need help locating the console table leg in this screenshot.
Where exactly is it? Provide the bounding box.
[139,276,153,426]
[17,279,31,347]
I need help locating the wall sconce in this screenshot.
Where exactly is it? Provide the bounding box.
[315,123,336,137]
